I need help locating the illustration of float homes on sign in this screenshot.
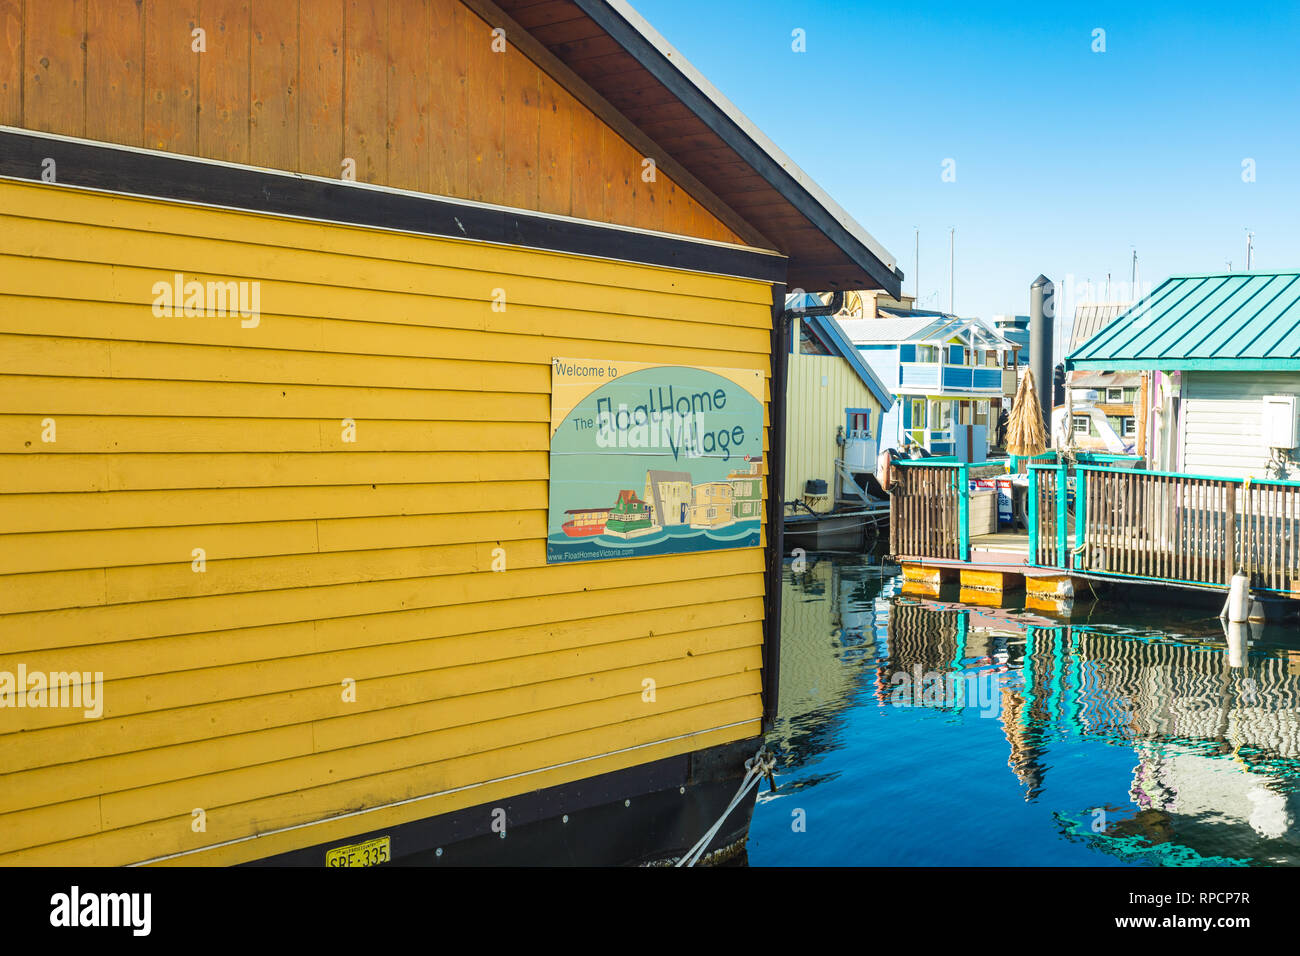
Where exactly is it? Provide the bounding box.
[548,357,766,563]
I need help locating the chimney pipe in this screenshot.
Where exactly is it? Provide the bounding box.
[1029,275,1054,434]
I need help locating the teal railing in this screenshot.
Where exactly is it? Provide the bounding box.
[1029,463,1300,594]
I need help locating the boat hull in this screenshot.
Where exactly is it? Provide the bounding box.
[784,512,878,552]
[561,522,605,537]
[243,737,762,867]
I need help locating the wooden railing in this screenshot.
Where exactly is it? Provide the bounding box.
[1070,467,1300,594]
[1237,478,1300,593]
[889,461,964,561]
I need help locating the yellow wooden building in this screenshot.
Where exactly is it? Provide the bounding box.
[783,299,894,509]
[0,0,900,866]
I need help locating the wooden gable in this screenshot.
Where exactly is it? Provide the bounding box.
[0,0,747,245]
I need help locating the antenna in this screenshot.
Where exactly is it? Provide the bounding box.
[1245,230,1254,271]
[1106,272,1111,300]
[948,227,955,314]
[914,228,919,302]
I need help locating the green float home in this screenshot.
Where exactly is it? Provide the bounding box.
[605,489,655,537]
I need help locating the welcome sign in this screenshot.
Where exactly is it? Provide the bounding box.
[548,357,765,564]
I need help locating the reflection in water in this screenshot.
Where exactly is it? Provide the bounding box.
[749,553,1300,866]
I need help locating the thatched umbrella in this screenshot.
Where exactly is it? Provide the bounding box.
[1006,368,1048,457]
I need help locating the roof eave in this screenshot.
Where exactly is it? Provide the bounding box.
[1067,356,1300,372]
[809,314,894,409]
[571,0,902,295]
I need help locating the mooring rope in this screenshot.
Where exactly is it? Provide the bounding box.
[675,746,776,868]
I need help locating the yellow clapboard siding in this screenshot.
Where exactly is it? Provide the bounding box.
[0,480,548,536]
[2,590,762,690]
[2,543,496,614]
[5,673,759,853]
[0,250,767,332]
[0,450,550,494]
[0,553,764,652]
[0,597,764,772]
[0,646,760,832]
[7,696,762,862]
[0,177,776,866]
[0,415,546,454]
[1,510,541,576]
[100,668,763,838]
[2,720,762,866]
[0,333,552,393]
[0,274,772,350]
[0,186,775,307]
[0,662,761,820]
[0,375,549,422]
[1,620,763,737]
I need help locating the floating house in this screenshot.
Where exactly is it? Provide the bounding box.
[843,314,1021,461]
[688,482,736,530]
[727,458,765,521]
[0,0,901,866]
[644,470,693,526]
[783,293,894,505]
[605,489,655,537]
[1069,272,1300,481]
[562,507,610,537]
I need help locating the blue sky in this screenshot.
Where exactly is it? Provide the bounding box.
[633,0,1300,331]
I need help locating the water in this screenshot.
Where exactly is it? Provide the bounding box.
[748,553,1300,866]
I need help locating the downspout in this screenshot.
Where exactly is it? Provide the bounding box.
[762,283,790,733]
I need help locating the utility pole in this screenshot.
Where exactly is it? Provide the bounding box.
[1131,249,1139,299]
[1246,230,1254,271]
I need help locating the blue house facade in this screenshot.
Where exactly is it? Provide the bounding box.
[839,314,1021,461]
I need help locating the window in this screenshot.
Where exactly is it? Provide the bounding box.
[985,350,999,367]
[930,400,953,431]
[797,320,834,356]
[916,345,939,363]
[974,401,989,426]
[911,398,926,427]
[1122,416,1136,438]
[1106,387,1123,403]
[1072,415,1090,435]
[848,410,871,438]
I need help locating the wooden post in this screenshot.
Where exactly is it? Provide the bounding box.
[1224,482,1237,585]
[1074,467,1088,571]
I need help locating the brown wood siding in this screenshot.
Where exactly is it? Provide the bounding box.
[4,0,745,245]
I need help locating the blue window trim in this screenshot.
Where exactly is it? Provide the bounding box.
[845,407,873,439]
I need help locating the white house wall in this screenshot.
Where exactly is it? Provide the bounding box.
[1181,371,1300,480]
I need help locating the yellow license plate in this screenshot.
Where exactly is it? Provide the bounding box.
[326,835,390,868]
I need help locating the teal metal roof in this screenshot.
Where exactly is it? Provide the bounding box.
[1067,271,1300,371]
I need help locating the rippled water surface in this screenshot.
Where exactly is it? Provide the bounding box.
[747,554,1300,866]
